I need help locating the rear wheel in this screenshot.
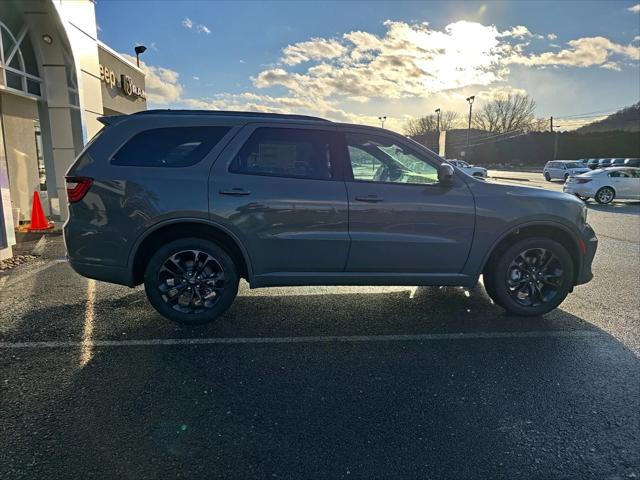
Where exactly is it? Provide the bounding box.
[144,238,239,325]
[485,237,574,316]
[595,187,615,204]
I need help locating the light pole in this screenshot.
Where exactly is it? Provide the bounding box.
[465,96,475,149]
[134,45,147,67]
[435,108,441,132]
[378,116,387,128]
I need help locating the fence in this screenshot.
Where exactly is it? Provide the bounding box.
[411,130,640,167]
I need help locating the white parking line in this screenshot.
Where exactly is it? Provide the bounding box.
[2,259,67,288]
[0,329,602,349]
[79,279,96,367]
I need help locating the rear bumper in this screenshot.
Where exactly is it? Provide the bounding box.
[68,260,134,287]
[575,223,597,285]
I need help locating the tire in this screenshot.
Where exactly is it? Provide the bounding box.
[485,237,574,317]
[144,238,239,325]
[544,172,551,181]
[575,194,589,202]
[473,172,483,178]
[564,173,569,181]
[595,187,615,205]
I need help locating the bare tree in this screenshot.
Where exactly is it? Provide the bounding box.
[473,94,538,133]
[404,111,461,135]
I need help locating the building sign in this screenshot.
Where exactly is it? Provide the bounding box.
[99,65,146,100]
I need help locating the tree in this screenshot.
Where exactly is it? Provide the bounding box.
[404,111,461,135]
[473,94,539,133]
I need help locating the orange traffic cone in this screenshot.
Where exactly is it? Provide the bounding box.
[27,191,54,231]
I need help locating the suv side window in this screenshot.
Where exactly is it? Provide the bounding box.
[345,132,438,184]
[112,126,230,167]
[230,128,333,180]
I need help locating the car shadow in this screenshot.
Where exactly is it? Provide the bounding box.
[586,201,640,215]
[2,280,639,480]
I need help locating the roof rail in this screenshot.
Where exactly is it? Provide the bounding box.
[131,109,331,123]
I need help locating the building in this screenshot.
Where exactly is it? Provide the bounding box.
[0,0,146,260]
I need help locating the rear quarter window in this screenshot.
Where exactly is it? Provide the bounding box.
[111,126,230,167]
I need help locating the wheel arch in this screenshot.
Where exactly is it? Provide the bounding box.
[129,219,252,286]
[480,222,581,284]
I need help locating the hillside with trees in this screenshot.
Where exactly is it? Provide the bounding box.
[576,103,640,133]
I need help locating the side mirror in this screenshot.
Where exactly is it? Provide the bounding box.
[438,163,455,185]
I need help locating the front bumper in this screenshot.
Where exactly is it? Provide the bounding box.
[575,223,597,285]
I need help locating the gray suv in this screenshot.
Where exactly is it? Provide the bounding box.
[64,110,597,324]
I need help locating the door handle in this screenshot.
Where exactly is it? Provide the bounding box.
[355,195,384,203]
[219,188,251,196]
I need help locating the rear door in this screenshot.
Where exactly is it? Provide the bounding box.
[338,129,475,273]
[209,124,349,276]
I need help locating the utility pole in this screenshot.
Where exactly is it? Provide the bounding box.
[550,116,554,133]
[465,96,475,149]
[435,108,441,132]
[378,116,386,128]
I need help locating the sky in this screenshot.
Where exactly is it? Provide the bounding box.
[96,0,640,131]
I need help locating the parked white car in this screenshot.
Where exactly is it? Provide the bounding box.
[563,167,640,204]
[543,160,591,181]
[447,159,487,178]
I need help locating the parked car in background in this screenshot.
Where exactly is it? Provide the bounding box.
[543,160,591,181]
[447,159,488,178]
[610,158,627,167]
[64,110,597,323]
[624,158,640,168]
[598,158,613,168]
[564,167,640,204]
[587,158,600,170]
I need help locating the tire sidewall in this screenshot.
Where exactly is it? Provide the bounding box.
[144,238,239,325]
[595,187,614,205]
[490,237,574,316]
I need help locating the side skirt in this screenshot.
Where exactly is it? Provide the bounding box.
[250,272,476,289]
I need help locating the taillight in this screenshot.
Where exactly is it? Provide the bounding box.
[66,176,93,203]
[575,178,592,184]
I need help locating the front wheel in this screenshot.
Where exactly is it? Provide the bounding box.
[144,238,239,325]
[595,187,615,205]
[544,172,551,181]
[485,237,574,316]
[575,194,589,202]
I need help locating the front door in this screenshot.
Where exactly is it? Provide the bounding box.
[338,130,475,273]
[210,125,349,276]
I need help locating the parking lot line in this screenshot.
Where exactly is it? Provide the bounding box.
[0,329,603,349]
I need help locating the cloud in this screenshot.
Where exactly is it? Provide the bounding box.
[508,36,640,68]
[121,54,183,104]
[182,17,211,34]
[129,20,637,130]
[547,33,557,40]
[282,38,347,65]
[628,3,640,13]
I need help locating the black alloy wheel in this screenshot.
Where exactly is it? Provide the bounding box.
[506,248,563,307]
[144,238,239,324]
[158,250,225,314]
[485,237,574,316]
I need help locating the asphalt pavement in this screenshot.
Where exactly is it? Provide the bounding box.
[0,171,638,479]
